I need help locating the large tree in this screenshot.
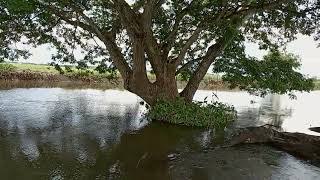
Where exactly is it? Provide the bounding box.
[1,0,319,105]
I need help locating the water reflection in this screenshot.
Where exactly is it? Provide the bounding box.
[194,90,320,135]
[0,88,319,179]
[0,89,147,163]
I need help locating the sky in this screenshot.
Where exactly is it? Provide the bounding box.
[18,34,320,78]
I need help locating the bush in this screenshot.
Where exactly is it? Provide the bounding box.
[147,97,236,129]
[64,66,73,73]
[74,70,93,77]
[76,61,88,70]
[95,63,118,79]
[0,63,17,72]
[95,63,109,74]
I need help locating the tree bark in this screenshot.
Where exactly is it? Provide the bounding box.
[130,63,178,106]
[180,39,228,102]
[227,125,320,163]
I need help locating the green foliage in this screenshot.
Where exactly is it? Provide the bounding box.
[76,61,89,70]
[95,62,109,74]
[73,70,93,77]
[214,51,314,97]
[177,69,192,81]
[64,66,73,73]
[53,64,64,75]
[147,97,236,129]
[94,62,117,78]
[0,63,16,72]
[1,0,319,64]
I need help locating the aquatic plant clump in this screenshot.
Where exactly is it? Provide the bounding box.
[147,98,236,129]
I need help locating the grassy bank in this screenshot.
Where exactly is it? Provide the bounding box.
[1,63,319,90]
[0,63,230,90]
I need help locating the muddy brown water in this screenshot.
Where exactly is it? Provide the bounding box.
[0,83,319,179]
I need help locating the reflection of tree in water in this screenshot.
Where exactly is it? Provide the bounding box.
[42,90,143,163]
[259,94,292,128]
[235,94,293,129]
[103,123,210,179]
[0,89,144,163]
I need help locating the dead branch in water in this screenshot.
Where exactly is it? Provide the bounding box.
[228,126,320,163]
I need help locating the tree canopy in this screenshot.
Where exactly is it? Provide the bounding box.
[1,0,319,104]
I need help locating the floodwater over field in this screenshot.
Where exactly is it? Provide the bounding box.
[0,85,320,179]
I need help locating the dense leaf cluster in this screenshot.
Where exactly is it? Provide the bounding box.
[214,51,315,97]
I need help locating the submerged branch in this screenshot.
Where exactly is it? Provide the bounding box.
[227,125,320,163]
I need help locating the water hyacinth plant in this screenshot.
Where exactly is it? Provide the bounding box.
[147,97,236,129]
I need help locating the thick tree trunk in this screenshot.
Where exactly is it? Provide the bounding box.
[124,63,179,106]
[228,125,320,163]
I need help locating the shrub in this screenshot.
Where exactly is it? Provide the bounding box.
[0,63,17,72]
[74,70,92,77]
[76,61,88,70]
[147,97,236,129]
[64,66,73,73]
[95,63,118,79]
[95,62,109,74]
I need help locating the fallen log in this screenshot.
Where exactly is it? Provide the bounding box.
[228,125,320,163]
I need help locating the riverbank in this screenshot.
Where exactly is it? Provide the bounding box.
[1,63,319,90]
[0,63,230,90]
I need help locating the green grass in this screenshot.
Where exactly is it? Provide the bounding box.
[0,63,17,72]
[9,63,59,73]
[314,80,320,90]
[3,63,113,77]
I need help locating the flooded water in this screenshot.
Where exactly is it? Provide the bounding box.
[0,86,319,179]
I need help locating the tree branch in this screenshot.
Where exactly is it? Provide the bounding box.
[174,25,204,67]
[35,0,132,80]
[142,0,163,76]
[113,0,142,37]
[180,17,244,101]
[162,0,198,55]
[224,0,291,19]
[179,0,293,100]
[175,56,203,76]
[113,0,164,78]
[179,38,230,101]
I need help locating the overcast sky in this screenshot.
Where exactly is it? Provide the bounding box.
[19,34,320,78]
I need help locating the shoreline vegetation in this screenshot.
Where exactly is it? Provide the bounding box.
[1,62,319,91]
[0,62,231,90]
